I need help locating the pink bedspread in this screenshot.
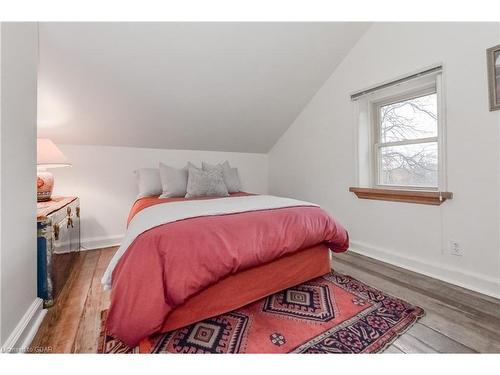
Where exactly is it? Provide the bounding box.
[107,205,349,346]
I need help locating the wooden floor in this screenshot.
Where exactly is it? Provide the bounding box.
[30,247,500,353]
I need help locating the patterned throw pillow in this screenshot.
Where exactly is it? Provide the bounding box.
[185,167,229,198]
[202,161,241,193]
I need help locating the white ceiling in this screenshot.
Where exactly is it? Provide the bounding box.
[37,22,369,153]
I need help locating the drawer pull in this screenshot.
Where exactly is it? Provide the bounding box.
[67,206,72,216]
[53,223,60,240]
[67,217,73,228]
[76,206,80,218]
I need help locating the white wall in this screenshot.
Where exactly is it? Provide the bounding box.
[269,23,500,298]
[0,23,43,348]
[52,144,268,249]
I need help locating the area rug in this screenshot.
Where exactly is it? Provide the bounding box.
[98,271,424,354]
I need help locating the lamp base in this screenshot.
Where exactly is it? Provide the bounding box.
[37,170,54,202]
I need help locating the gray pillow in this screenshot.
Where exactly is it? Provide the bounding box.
[187,161,201,171]
[158,162,195,198]
[135,168,162,198]
[202,161,241,193]
[223,167,241,193]
[185,167,229,198]
[202,160,230,172]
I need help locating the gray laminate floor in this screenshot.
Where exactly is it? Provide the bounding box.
[332,251,500,353]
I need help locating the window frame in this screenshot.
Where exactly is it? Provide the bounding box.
[370,82,442,192]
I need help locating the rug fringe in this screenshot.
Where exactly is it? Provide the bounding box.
[372,309,426,354]
[328,271,426,354]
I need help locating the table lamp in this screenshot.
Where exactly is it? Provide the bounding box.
[37,138,71,202]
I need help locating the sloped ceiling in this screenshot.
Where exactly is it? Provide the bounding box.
[37,22,369,153]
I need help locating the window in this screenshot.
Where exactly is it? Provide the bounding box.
[349,66,452,205]
[374,88,438,189]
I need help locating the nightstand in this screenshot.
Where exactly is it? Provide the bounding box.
[37,196,81,308]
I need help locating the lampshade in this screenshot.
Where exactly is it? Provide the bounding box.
[37,138,71,169]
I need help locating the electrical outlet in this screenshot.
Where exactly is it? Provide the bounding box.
[449,241,463,256]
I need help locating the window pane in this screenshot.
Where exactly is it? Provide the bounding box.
[380,142,438,187]
[380,93,437,143]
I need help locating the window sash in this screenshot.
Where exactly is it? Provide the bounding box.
[374,87,437,145]
[372,89,439,190]
[375,140,439,190]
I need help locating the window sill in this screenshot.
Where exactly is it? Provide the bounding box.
[349,187,453,205]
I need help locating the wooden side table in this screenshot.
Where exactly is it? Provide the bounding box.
[37,196,81,307]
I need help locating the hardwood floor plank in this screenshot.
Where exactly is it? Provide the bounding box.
[406,323,476,353]
[72,247,116,353]
[332,258,500,353]
[382,345,405,354]
[52,249,101,353]
[30,251,88,351]
[392,334,438,354]
[333,257,500,350]
[418,313,500,353]
[98,247,115,311]
[332,255,500,331]
[32,250,101,353]
[335,252,500,319]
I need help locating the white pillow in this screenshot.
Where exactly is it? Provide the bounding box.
[185,166,229,198]
[134,168,162,198]
[202,161,241,193]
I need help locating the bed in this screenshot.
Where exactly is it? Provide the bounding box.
[102,192,349,347]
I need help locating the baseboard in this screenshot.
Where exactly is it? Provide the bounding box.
[349,240,500,300]
[1,298,47,353]
[80,234,123,251]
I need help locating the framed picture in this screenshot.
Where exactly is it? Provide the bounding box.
[487,44,500,111]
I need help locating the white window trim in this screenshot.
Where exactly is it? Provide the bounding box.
[362,72,446,192]
[436,73,447,192]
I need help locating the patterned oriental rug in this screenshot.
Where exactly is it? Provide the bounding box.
[98,271,424,354]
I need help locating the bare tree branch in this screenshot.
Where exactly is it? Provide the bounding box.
[378,94,438,185]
